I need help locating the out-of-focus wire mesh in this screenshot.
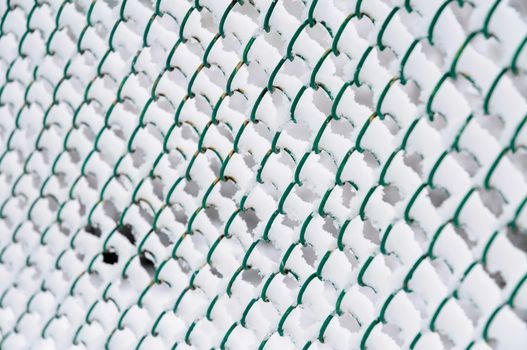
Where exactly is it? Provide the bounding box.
[0,0,527,349]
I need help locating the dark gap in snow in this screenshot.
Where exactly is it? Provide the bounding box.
[220,180,237,198]
[354,85,374,109]
[240,209,259,232]
[242,269,262,287]
[103,200,120,222]
[282,215,297,229]
[383,184,402,205]
[139,252,156,278]
[323,216,339,238]
[339,313,361,333]
[506,226,527,255]
[363,219,380,244]
[205,206,222,227]
[85,225,102,237]
[454,226,476,248]
[210,265,223,279]
[172,206,188,225]
[151,177,164,200]
[301,245,317,268]
[118,224,136,245]
[156,229,172,247]
[403,152,423,176]
[102,251,118,264]
[184,179,200,197]
[131,148,146,168]
[428,187,449,208]
[452,150,480,178]
[478,188,504,218]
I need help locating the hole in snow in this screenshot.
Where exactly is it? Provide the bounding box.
[181,123,199,142]
[117,224,135,245]
[216,123,234,143]
[296,185,318,204]
[313,88,332,115]
[454,226,476,248]
[301,245,317,267]
[428,112,447,131]
[103,200,120,222]
[139,252,156,278]
[283,273,298,289]
[244,153,257,169]
[177,258,191,274]
[331,118,354,137]
[102,251,118,264]
[139,202,154,225]
[205,206,221,227]
[69,148,80,163]
[354,85,373,109]
[242,269,262,287]
[263,31,285,54]
[438,333,454,349]
[510,150,527,182]
[219,180,237,198]
[284,120,311,141]
[89,272,103,288]
[208,155,221,177]
[282,215,297,228]
[240,209,258,232]
[85,225,101,237]
[376,46,397,69]
[282,0,303,18]
[305,23,332,48]
[477,115,504,140]
[478,188,504,218]
[382,115,400,135]
[488,270,506,288]
[156,229,172,247]
[47,197,58,212]
[452,150,480,177]
[172,206,188,225]
[190,232,208,251]
[382,184,402,205]
[430,258,455,286]
[383,253,401,270]
[86,173,98,190]
[457,297,480,325]
[343,248,359,268]
[146,123,163,143]
[353,16,375,40]
[210,265,223,279]
[404,152,423,176]
[184,179,200,197]
[323,216,339,237]
[206,65,228,91]
[363,150,380,168]
[151,177,164,200]
[399,79,421,106]
[341,182,357,208]
[363,219,380,244]
[428,187,449,208]
[420,40,445,71]
[506,226,527,255]
[256,241,281,262]
[339,313,361,332]
[282,57,308,76]
[131,148,146,168]
[382,323,403,346]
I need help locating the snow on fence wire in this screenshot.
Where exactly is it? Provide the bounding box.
[0,0,527,349]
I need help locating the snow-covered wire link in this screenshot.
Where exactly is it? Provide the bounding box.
[0,0,526,349]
